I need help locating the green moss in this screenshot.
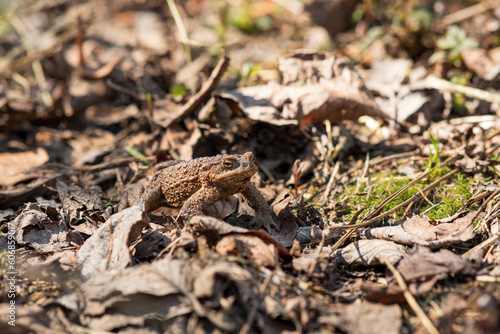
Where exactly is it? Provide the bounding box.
[327,167,478,223]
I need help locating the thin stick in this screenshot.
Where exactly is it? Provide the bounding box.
[166,0,196,93]
[381,255,440,334]
[462,234,500,258]
[425,75,500,104]
[438,0,500,28]
[355,153,370,194]
[364,170,431,221]
[321,161,340,206]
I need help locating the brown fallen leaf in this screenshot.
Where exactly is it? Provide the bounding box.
[335,239,406,266]
[190,215,291,258]
[58,256,252,332]
[0,303,66,334]
[461,47,500,81]
[56,180,104,224]
[270,190,299,247]
[317,300,402,334]
[393,246,475,295]
[193,261,253,299]
[216,234,279,268]
[222,51,388,126]
[359,211,476,249]
[292,256,339,291]
[0,148,49,186]
[76,205,149,280]
[13,203,69,252]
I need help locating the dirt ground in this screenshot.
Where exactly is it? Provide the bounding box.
[1,0,500,333]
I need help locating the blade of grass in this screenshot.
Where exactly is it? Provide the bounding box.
[165,0,196,94]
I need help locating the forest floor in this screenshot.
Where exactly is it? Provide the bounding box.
[1,0,500,333]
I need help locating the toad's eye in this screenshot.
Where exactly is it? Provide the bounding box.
[249,155,255,163]
[222,159,234,168]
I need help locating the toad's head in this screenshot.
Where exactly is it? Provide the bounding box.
[209,152,259,186]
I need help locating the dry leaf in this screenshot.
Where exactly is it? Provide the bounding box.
[359,211,476,249]
[462,47,500,81]
[76,205,149,280]
[223,52,387,126]
[394,246,475,295]
[0,148,49,186]
[216,234,279,267]
[335,239,406,265]
[13,203,69,252]
[318,301,402,334]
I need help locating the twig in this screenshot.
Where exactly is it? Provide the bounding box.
[367,150,420,167]
[164,56,230,127]
[321,161,340,206]
[418,187,435,207]
[437,0,500,28]
[424,75,500,105]
[354,153,370,194]
[328,207,365,253]
[381,255,440,334]
[422,202,444,215]
[166,0,196,93]
[462,234,500,258]
[364,170,431,221]
[10,15,53,107]
[469,188,500,230]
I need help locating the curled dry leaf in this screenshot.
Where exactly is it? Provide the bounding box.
[193,261,253,299]
[0,148,49,186]
[335,239,406,266]
[58,256,255,332]
[222,51,387,126]
[56,180,104,224]
[190,215,291,258]
[461,47,500,81]
[365,59,429,122]
[270,190,299,247]
[13,203,69,252]
[359,211,476,249]
[393,246,475,295]
[216,234,279,268]
[292,255,339,291]
[76,205,149,280]
[317,300,402,334]
[0,303,66,334]
[73,257,189,330]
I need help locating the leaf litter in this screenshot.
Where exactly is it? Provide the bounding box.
[1,1,500,333]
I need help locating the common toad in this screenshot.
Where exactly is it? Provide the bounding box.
[120,152,278,232]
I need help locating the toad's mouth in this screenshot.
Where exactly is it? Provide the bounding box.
[214,168,257,182]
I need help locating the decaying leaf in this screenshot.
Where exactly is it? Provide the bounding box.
[0,303,66,334]
[222,51,388,125]
[216,234,279,267]
[292,255,339,290]
[318,300,402,334]
[359,211,476,249]
[393,246,475,295]
[335,239,406,265]
[365,59,429,122]
[13,203,69,252]
[56,180,104,224]
[76,205,149,280]
[462,47,500,81]
[190,215,291,261]
[0,148,49,186]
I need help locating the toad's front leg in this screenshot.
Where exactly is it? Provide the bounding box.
[178,186,225,222]
[241,183,278,233]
